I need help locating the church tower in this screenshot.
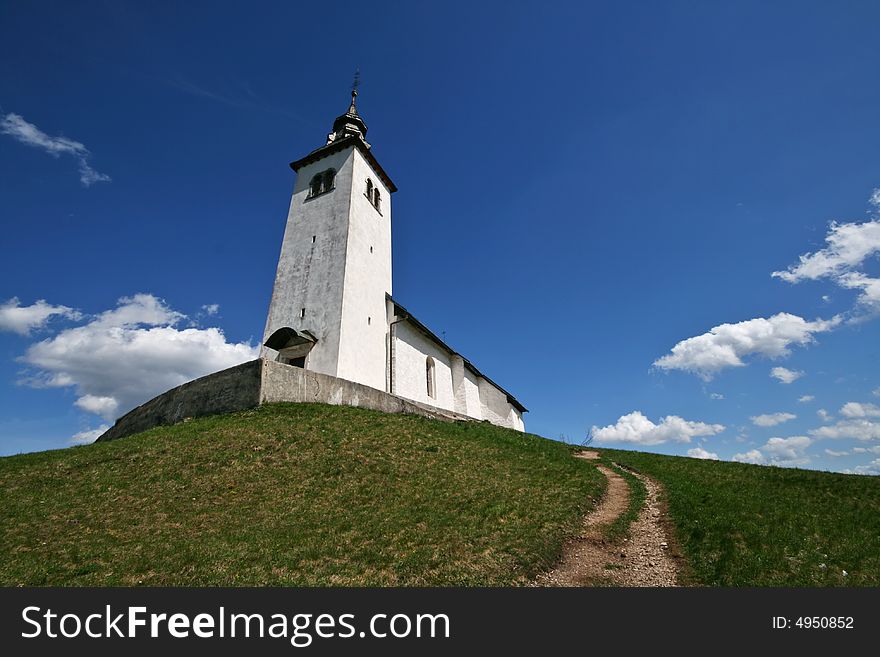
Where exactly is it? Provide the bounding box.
[262,87,396,392]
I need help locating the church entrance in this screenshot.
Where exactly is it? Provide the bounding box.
[263,327,317,370]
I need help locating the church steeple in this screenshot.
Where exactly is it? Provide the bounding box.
[327,75,369,147]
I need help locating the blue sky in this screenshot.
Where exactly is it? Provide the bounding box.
[2,1,880,474]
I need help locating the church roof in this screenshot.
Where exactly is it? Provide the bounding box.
[388,295,528,414]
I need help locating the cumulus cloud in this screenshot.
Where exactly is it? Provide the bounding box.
[73,395,119,421]
[824,449,849,457]
[772,191,880,318]
[687,447,719,460]
[733,436,812,467]
[772,219,880,284]
[770,366,804,384]
[853,445,880,455]
[762,436,812,466]
[653,313,838,380]
[810,419,880,441]
[19,294,258,422]
[0,297,81,335]
[590,411,725,446]
[839,402,880,418]
[732,449,764,465]
[837,272,880,315]
[798,395,815,403]
[817,408,832,422]
[751,412,797,427]
[843,458,880,476]
[201,304,220,316]
[1,113,111,186]
[658,188,880,383]
[70,425,110,445]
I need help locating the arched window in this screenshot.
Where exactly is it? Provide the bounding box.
[309,174,323,198]
[373,188,381,212]
[426,356,436,399]
[307,169,336,198]
[366,178,373,200]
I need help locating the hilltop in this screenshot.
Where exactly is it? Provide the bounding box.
[0,404,602,586]
[2,402,878,587]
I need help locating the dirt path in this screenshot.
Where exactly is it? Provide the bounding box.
[536,450,679,587]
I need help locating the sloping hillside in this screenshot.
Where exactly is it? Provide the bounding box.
[601,448,880,586]
[0,404,603,586]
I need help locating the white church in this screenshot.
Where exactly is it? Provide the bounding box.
[261,88,527,432]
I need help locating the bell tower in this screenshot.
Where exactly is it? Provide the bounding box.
[262,86,397,392]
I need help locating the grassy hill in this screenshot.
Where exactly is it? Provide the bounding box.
[601,448,880,586]
[3,403,878,587]
[0,403,603,586]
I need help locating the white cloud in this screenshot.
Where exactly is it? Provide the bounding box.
[771,217,880,284]
[0,297,81,335]
[73,394,119,420]
[201,304,220,316]
[873,387,880,398]
[824,449,849,457]
[853,445,880,455]
[762,436,812,466]
[751,412,797,427]
[837,272,880,315]
[733,437,812,467]
[687,447,719,460]
[590,411,724,446]
[732,449,764,464]
[770,366,804,384]
[20,294,258,422]
[839,402,880,418]
[798,395,815,403]
[709,392,724,400]
[0,113,110,186]
[653,313,838,380]
[817,408,832,422]
[70,425,110,445]
[772,191,880,318]
[843,458,880,476]
[810,419,880,441]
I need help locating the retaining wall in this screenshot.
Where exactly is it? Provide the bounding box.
[97,358,473,442]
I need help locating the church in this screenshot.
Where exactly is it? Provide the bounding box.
[261,88,527,432]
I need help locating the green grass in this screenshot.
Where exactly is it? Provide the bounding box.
[599,448,880,586]
[0,403,604,586]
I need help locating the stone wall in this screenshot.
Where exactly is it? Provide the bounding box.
[97,358,474,443]
[97,360,263,442]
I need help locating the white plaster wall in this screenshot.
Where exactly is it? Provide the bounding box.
[462,368,482,419]
[478,376,523,430]
[392,322,456,412]
[511,408,525,432]
[336,148,393,391]
[263,148,358,378]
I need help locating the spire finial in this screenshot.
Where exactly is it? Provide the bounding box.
[327,70,369,146]
[351,68,360,105]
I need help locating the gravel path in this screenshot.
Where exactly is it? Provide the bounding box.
[536,451,679,587]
